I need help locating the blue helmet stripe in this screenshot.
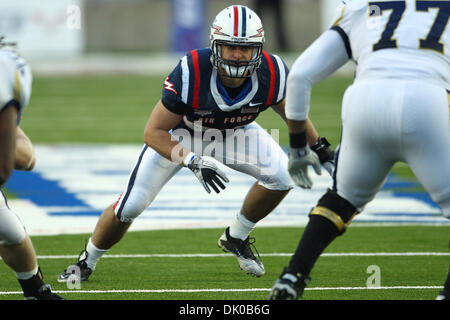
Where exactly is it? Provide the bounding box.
[241,6,247,37]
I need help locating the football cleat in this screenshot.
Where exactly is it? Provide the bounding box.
[57,249,93,283]
[218,227,265,277]
[267,268,311,300]
[25,284,64,300]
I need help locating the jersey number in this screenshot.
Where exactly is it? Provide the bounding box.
[369,0,450,53]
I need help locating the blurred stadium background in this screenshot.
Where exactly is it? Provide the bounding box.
[0,0,348,74]
[0,0,448,301]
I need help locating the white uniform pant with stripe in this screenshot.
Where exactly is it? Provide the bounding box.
[335,79,450,218]
[113,122,294,223]
[0,191,27,245]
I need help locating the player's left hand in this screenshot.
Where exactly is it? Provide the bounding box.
[187,155,229,194]
[311,137,335,176]
[288,145,322,189]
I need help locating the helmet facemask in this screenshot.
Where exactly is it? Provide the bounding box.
[211,40,263,78]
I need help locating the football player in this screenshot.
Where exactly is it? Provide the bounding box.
[0,38,63,300]
[58,5,335,282]
[268,0,450,300]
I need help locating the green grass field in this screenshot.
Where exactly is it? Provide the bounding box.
[0,226,448,300]
[1,74,448,301]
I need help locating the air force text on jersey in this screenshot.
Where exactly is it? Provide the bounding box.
[170,120,281,175]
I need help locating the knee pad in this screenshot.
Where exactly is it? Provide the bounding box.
[309,189,358,234]
[257,179,294,192]
[114,188,154,223]
[257,165,295,191]
[0,205,27,246]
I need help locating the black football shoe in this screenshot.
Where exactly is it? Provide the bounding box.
[57,249,93,283]
[218,227,265,277]
[25,284,64,300]
[267,268,311,300]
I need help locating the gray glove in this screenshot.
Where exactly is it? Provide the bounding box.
[288,145,322,189]
[187,155,229,194]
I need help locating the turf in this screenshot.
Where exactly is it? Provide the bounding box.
[1,74,446,303]
[0,226,448,300]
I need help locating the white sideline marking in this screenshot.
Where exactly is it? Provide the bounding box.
[32,252,450,259]
[0,286,443,296]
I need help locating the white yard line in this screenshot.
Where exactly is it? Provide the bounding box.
[31,252,450,259]
[0,286,443,296]
[1,252,445,297]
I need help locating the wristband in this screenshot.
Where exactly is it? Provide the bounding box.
[289,131,307,148]
[182,152,196,167]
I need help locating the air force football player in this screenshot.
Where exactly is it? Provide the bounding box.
[58,5,335,282]
[0,38,63,300]
[268,0,450,300]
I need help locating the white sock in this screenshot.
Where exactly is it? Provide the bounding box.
[228,213,256,240]
[85,237,108,271]
[16,265,39,280]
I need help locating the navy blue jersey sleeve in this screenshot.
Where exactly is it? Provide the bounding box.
[258,51,290,107]
[161,60,190,115]
[276,57,289,104]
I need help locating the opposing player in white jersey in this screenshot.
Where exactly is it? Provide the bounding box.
[0,38,63,300]
[57,5,336,282]
[268,0,450,300]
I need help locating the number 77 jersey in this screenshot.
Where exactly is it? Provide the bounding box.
[330,0,449,88]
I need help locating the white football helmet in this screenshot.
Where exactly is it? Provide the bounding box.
[210,5,265,78]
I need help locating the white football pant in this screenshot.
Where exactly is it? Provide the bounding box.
[0,191,27,245]
[335,79,450,218]
[113,122,294,222]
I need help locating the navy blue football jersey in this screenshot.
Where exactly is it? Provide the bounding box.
[161,48,288,131]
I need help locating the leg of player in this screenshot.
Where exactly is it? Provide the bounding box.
[269,81,396,300]
[219,182,289,277]
[0,224,63,299]
[57,204,131,283]
[267,189,359,300]
[398,84,450,300]
[58,145,181,283]
[91,204,131,250]
[56,207,133,284]
[218,122,293,277]
[240,182,290,223]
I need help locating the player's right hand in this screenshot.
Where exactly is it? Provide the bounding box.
[186,154,229,194]
[310,137,335,176]
[288,145,322,189]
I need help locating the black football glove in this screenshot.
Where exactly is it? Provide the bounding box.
[187,155,229,194]
[310,137,335,176]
